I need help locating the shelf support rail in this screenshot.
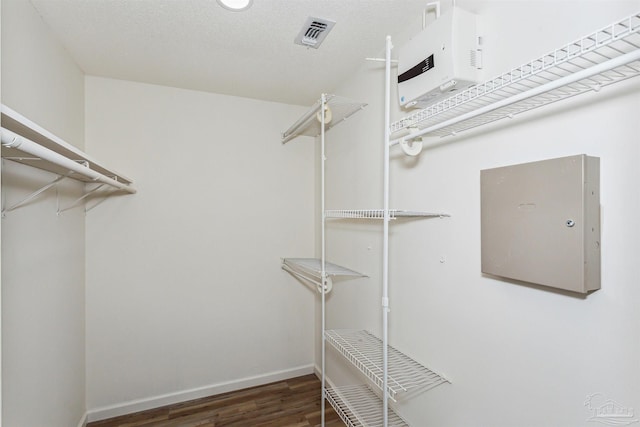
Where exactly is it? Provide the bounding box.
[1,127,136,194]
[281,263,332,293]
[84,188,122,213]
[1,171,74,216]
[390,48,640,147]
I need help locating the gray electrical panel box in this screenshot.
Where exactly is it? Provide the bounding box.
[481,155,600,294]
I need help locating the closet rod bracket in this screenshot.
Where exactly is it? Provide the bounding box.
[1,171,74,216]
[57,183,105,216]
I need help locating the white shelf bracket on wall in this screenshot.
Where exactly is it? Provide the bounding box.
[1,170,73,216]
[57,183,105,216]
[84,188,122,213]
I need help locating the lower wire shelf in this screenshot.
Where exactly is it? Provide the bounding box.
[325,385,409,427]
[326,330,449,401]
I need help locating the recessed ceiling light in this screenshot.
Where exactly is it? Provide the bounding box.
[217,0,253,11]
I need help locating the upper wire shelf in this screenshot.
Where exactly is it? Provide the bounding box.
[281,94,367,144]
[281,258,367,293]
[325,385,409,427]
[326,329,449,402]
[325,209,449,219]
[390,11,640,141]
[282,258,367,280]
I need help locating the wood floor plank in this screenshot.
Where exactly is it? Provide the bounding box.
[87,374,345,427]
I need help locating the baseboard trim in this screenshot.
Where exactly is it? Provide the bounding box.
[76,412,88,427]
[86,364,315,422]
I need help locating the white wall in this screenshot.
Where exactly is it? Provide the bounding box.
[84,77,316,418]
[1,0,87,426]
[1,0,84,149]
[323,1,640,426]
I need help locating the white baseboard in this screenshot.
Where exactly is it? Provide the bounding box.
[313,363,321,379]
[76,412,88,427]
[87,364,315,422]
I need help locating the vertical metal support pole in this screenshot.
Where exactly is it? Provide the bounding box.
[0,137,3,425]
[320,93,327,427]
[382,36,392,427]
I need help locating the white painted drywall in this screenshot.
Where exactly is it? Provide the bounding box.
[1,1,87,426]
[84,77,315,415]
[322,1,640,426]
[1,0,85,149]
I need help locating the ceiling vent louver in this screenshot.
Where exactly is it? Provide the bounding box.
[294,17,336,49]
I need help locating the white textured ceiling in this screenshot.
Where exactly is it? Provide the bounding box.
[30,0,434,106]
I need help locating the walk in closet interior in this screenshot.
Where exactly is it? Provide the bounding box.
[2,1,640,426]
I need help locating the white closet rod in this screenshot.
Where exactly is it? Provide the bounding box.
[390,48,640,146]
[1,127,136,194]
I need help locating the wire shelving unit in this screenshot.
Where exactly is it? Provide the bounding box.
[280,94,367,427]
[325,385,409,427]
[390,11,640,145]
[326,209,449,220]
[325,330,449,401]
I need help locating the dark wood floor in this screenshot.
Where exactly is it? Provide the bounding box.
[87,374,345,427]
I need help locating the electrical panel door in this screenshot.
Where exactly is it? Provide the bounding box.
[481,155,600,294]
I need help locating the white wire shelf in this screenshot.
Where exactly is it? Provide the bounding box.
[326,330,449,402]
[1,104,134,191]
[282,258,367,280]
[325,209,449,219]
[325,385,409,427]
[390,11,640,141]
[281,258,367,293]
[281,94,367,143]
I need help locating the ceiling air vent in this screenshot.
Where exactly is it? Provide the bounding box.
[294,17,336,49]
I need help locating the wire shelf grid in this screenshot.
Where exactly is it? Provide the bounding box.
[325,385,409,427]
[390,12,640,138]
[282,94,367,143]
[325,209,449,219]
[281,258,367,293]
[282,258,367,280]
[325,330,449,401]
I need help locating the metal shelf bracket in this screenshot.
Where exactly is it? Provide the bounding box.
[282,263,334,293]
[1,171,74,217]
[57,183,105,216]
